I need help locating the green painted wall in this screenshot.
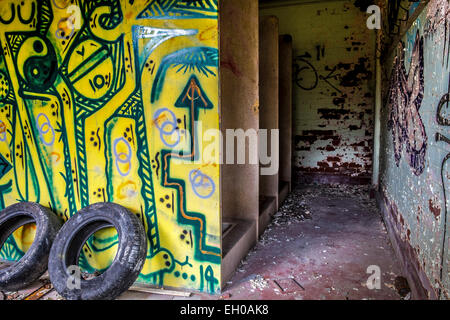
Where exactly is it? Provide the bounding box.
[379,0,450,298]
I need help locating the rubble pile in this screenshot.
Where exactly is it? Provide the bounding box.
[258,183,377,246]
[249,275,270,291]
[271,183,373,227]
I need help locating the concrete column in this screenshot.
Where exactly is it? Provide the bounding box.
[279,34,293,192]
[259,16,279,210]
[220,0,260,283]
[220,0,259,223]
[372,29,382,188]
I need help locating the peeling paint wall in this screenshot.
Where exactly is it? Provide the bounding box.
[261,0,375,181]
[379,0,450,299]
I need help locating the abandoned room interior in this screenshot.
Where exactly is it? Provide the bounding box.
[0,0,448,301]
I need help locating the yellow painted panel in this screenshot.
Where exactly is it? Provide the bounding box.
[0,0,220,294]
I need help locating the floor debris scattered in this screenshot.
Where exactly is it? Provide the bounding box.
[213,184,406,300]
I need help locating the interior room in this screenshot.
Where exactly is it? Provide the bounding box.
[0,0,448,301]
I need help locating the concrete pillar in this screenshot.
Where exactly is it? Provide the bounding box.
[220,0,259,284]
[372,29,382,189]
[279,34,293,194]
[259,16,279,212]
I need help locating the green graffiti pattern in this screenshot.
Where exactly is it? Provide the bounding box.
[0,0,220,293]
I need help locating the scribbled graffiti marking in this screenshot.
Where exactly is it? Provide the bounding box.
[113,137,132,176]
[293,52,343,94]
[189,169,215,199]
[0,120,7,142]
[0,2,36,25]
[293,53,318,90]
[36,113,55,147]
[387,31,427,176]
[198,264,218,294]
[153,107,181,148]
[435,89,450,295]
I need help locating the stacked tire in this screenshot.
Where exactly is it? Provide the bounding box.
[0,202,147,300]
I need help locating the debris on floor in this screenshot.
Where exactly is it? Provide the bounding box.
[249,275,270,291]
[394,276,411,297]
[219,293,232,299]
[222,183,407,300]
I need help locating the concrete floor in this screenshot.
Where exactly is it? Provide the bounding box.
[1,184,408,300]
[121,184,407,300]
[212,184,406,300]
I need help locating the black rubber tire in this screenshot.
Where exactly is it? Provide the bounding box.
[48,202,147,300]
[0,202,62,291]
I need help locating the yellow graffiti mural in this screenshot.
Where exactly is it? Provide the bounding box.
[0,0,221,293]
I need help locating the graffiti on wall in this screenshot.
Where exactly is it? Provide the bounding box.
[387,31,427,176]
[293,47,372,95]
[380,0,450,296]
[289,20,374,179]
[293,48,342,94]
[435,84,450,294]
[0,0,221,293]
[424,0,450,293]
[377,0,450,298]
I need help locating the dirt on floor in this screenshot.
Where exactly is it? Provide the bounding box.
[1,184,410,300]
[210,184,409,300]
